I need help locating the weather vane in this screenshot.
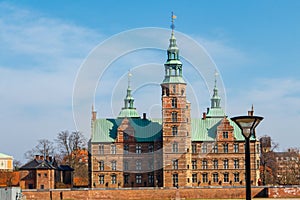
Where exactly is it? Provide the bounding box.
[128,70,132,88]
[171,12,177,32]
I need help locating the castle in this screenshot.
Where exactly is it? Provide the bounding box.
[88,18,261,188]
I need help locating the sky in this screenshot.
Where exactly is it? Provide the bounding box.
[1,0,300,163]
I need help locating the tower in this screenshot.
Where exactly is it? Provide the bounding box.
[161,13,192,187]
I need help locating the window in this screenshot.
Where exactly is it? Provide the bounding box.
[172,98,177,108]
[202,173,208,183]
[99,175,104,184]
[148,160,154,170]
[202,160,208,169]
[148,144,154,153]
[223,131,228,138]
[234,173,240,182]
[234,159,239,169]
[234,143,239,153]
[44,173,47,177]
[256,159,260,169]
[201,143,207,153]
[223,159,228,169]
[111,174,117,184]
[223,143,228,153]
[172,126,178,136]
[124,133,129,140]
[172,142,178,153]
[124,161,129,171]
[124,144,129,154]
[136,174,142,184]
[111,144,116,154]
[40,185,44,189]
[172,174,178,186]
[148,174,154,184]
[192,160,197,170]
[99,144,104,154]
[213,173,219,183]
[38,173,41,177]
[99,160,104,171]
[172,159,178,169]
[124,174,129,184]
[172,112,177,122]
[256,144,260,153]
[224,173,229,183]
[136,160,142,170]
[136,144,142,154]
[212,144,218,153]
[192,174,197,183]
[111,160,116,171]
[172,85,176,93]
[192,144,197,153]
[213,159,218,169]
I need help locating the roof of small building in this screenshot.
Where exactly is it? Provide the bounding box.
[0,153,13,159]
[20,159,56,170]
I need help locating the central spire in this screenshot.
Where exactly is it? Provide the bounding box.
[162,12,185,84]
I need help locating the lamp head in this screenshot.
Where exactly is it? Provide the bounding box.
[231,116,263,139]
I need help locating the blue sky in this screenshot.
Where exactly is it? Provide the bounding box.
[1,0,300,162]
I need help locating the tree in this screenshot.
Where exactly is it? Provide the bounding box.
[55,131,88,186]
[260,135,279,185]
[24,139,55,160]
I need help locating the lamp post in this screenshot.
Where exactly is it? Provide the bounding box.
[231,115,263,200]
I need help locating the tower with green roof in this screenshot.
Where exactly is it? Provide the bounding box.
[161,13,192,187]
[118,71,140,118]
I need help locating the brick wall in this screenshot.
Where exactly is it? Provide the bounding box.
[22,187,270,200]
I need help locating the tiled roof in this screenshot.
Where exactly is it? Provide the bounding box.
[20,159,56,170]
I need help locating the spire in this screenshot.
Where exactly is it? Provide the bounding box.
[118,71,140,118]
[162,12,185,84]
[211,71,221,108]
[167,12,179,61]
[124,70,134,109]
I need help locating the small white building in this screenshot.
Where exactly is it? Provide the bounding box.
[0,153,13,171]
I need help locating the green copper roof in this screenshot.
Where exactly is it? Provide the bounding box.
[118,108,140,118]
[206,108,226,118]
[165,60,182,65]
[162,76,186,84]
[91,118,162,143]
[191,118,244,141]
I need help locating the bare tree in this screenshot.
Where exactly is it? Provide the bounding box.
[56,131,86,165]
[24,139,55,160]
[55,130,88,186]
[260,135,279,185]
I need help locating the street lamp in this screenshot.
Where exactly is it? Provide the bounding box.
[231,115,263,200]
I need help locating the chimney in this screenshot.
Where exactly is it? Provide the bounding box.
[202,112,206,120]
[35,155,40,160]
[207,107,210,114]
[92,105,97,121]
[248,105,254,116]
[40,155,44,160]
[143,113,147,120]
